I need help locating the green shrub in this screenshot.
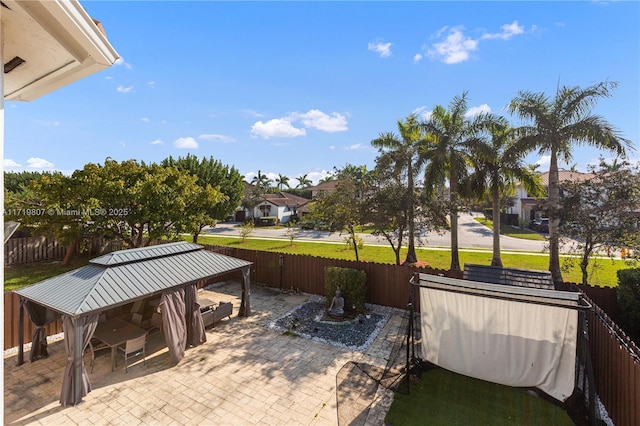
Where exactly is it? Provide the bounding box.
[617,268,640,344]
[256,216,278,226]
[324,266,366,315]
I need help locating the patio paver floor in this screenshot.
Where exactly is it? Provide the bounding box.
[4,281,406,425]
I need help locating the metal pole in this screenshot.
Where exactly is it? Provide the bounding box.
[17,297,25,366]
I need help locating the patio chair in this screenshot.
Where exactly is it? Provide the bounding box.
[131,312,143,325]
[117,334,146,373]
[86,340,110,373]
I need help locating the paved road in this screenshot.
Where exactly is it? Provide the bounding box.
[203,212,548,253]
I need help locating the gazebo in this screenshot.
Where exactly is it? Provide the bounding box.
[14,242,252,406]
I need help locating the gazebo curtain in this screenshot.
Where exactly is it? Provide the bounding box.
[186,284,206,347]
[161,288,187,364]
[23,300,61,362]
[59,313,99,406]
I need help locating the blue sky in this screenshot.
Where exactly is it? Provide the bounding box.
[4,1,639,185]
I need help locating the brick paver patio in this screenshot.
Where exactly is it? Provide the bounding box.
[4,282,406,425]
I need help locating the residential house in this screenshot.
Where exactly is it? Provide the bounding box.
[235,183,309,224]
[507,169,595,224]
[306,180,338,198]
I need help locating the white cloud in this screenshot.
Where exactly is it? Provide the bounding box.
[26,157,54,168]
[117,85,135,93]
[465,104,492,117]
[114,57,132,69]
[413,53,423,63]
[345,143,365,151]
[147,81,155,88]
[329,145,336,150]
[428,26,478,64]
[150,139,164,145]
[4,159,21,168]
[199,134,235,143]
[536,155,551,169]
[242,109,265,118]
[251,119,306,139]
[141,117,150,123]
[368,40,393,58]
[105,76,113,80]
[174,137,198,149]
[481,20,524,40]
[413,106,433,121]
[288,110,348,133]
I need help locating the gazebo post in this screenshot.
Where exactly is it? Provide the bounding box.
[17,297,25,366]
[239,266,251,317]
[73,317,84,405]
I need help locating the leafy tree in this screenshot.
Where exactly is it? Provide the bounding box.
[275,173,291,190]
[371,113,431,264]
[421,91,493,271]
[508,81,632,283]
[308,165,370,261]
[367,154,448,265]
[465,117,544,266]
[161,154,243,242]
[295,174,312,188]
[559,160,640,284]
[4,171,47,194]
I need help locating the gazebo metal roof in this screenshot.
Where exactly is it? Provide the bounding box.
[15,241,252,317]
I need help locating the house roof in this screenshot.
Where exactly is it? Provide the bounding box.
[538,170,595,187]
[3,0,119,101]
[262,192,309,208]
[14,242,252,317]
[307,180,338,193]
[463,264,555,290]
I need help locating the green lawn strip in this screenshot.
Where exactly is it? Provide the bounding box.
[192,235,625,287]
[386,368,573,426]
[4,235,626,290]
[474,217,547,241]
[4,256,92,291]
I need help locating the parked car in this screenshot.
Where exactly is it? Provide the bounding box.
[530,218,549,233]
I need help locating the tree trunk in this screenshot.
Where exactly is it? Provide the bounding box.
[405,160,418,264]
[449,169,461,271]
[491,187,503,267]
[548,149,564,284]
[193,233,199,244]
[62,239,79,265]
[350,227,360,262]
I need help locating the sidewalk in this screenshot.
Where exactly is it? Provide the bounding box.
[4,282,406,425]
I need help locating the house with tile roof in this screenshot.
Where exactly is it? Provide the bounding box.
[234,184,310,223]
[507,170,596,224]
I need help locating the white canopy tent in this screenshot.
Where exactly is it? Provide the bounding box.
[413,273,591,402]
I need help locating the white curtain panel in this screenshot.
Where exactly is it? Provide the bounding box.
[419,287,578,401]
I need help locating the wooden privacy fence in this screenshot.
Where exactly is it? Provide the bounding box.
[4,236,127,266]
[585,295,640,426]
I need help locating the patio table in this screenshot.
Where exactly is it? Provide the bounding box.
[93,318,147,372]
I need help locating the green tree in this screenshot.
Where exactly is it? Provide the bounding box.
[308,165,370,261]
[559,160,640,284]
[4,171,46,194]
[275,173,290,190]
[371,113,431,264]
[295,174,312,188]
[251,170,273,190]
[508,81,633,283]
[161,154,243,242]
[421,91,493,271]
[465,117,544,266]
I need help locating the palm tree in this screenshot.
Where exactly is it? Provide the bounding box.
[275,173,290,190]
[295,174,312,188]
[465,117,544,266]
[250,170,272,190]
[508,81,632,284]
[371,113,430,264]
[421,91,493,271]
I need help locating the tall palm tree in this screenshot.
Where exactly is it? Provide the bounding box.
[250,170,272,190]
[371,113,430,264]
[296,174,312,188]
[275,174,290,190]
[465,117,544,266]
[508,81,632,283]
[421,91,492,271]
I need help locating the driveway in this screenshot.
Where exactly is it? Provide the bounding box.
[4,282,406,425]
[204,213,548,253]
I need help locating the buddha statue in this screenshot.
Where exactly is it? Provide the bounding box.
[328,288,345,317]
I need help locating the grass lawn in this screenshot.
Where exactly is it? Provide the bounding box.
[386,368,573,426]
[192,235,627,287]
[5,234,629,290]
[474,217,546,241]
